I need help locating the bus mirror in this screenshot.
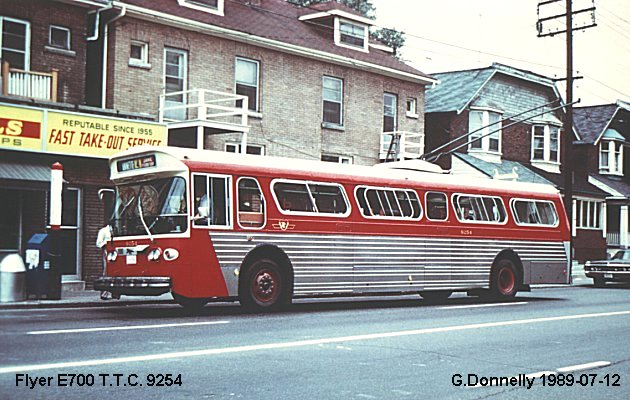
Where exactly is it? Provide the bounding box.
[98,188,115,220]
[98,188,114,202]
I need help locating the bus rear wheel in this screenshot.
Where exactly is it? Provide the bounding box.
[239,258,290,312]
[488,258,519,300]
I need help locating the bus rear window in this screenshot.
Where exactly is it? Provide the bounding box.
[272,180,348,215]
[511,199,558,226]
[454,194,507,224]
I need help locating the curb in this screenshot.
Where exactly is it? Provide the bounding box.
[0,295,175,310]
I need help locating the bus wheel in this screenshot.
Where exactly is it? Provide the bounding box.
[239,258,288,311]
[488,258,519,300]
[419,290,452,302]
[172,293,208,310]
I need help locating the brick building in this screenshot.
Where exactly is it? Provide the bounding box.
[1,0,435,290]
[87,0,436,165]
[0,0,166,290]
[424,63,608,262]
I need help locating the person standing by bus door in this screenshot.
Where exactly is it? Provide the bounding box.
[96,226,112,300]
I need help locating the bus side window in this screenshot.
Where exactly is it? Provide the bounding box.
[426,192,448,221]
[193,174,232,227]
[238,178,265,228]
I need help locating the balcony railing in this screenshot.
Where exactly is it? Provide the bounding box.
[1,62,58,102]
[159,89,249,127]
[607,232,620,246]
[380,131,425,161]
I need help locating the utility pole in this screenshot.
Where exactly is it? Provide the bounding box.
[537,0,596,268]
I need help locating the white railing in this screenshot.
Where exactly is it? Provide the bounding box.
[379,131,425,161]
[1,62,58,102]
[159,88,249,127]
[607,232,620,246]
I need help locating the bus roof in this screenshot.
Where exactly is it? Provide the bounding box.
[111,146,560,196]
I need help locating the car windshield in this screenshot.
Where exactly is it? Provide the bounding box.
[111,177,188,237]
[612,251,630,261]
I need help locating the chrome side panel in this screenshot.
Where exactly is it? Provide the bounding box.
[211,232,569,296]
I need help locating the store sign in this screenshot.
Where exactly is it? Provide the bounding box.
[0,103,166,158]
[0,106,43,151]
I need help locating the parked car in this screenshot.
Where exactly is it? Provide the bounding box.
[585,250,630,287]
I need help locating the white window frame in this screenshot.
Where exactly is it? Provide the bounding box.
[236,177,267,230]
[321,154,352,164]
[271,179,351,218]
[177,0,224,16]
[49,25,70,50]
[531,124,561,173]
[510,198,559,228]
[0,16,31,70]
[575,199,602,230]
[334,18,368,52]
[452,193,508,225]
[191,173,233,230]
[354,185,423,221]
[322,76,343,127]
[406,97,418,118]
[163,47,188,120]
[425,191,449,222]
[225,143,265,155]
[383,92,397,132]
[129,40,149,67]
[468,108,502,155]
[235,57,260,112]
[599,140,624,176]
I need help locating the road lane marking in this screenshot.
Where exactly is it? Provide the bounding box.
[439,302,528,310]
[556,361,611,373]
[27,320,230,335]
[2,310,629,374]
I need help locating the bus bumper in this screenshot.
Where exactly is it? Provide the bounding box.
[94,277,171,296]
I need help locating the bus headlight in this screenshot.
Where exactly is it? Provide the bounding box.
[163,248,179,261]
[148,248,162,261]
[107,251,118,262]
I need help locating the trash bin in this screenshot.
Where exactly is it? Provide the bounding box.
[0,254,27,302]
[25,233,62,300]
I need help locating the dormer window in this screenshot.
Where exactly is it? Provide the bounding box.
[336,19,367,50]
[468,108,502,162]
[178,0,223,16]
[531,124,561,173]
[600,139,624,176]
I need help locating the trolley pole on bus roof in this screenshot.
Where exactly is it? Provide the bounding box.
[537,0,596,271]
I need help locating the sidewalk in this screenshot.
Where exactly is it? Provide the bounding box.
[0,264,592,310]
[0,290,174,310]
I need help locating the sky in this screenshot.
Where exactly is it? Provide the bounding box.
[371,0,629,106]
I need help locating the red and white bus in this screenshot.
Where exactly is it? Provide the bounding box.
[95,146,570,310]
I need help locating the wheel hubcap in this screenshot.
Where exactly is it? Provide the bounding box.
[253,269,278,303]
[498,266,515,294]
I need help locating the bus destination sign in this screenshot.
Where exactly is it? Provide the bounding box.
[117,155,157,172]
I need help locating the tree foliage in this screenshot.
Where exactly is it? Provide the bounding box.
[286,0,405,56]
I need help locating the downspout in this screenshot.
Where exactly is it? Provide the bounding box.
[101,5,126,108]
[87,3,113,42]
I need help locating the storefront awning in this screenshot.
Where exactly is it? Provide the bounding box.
[0,161,53,183]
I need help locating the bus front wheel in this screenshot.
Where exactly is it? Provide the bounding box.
[239,258,290,311]
[488,258,519,300]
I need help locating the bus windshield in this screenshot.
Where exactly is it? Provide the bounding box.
[111,177,188,237]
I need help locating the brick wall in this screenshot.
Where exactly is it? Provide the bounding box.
[2,0,89,105]
[105,17,426,165]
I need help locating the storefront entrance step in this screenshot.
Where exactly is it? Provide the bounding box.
[62,280,85,292]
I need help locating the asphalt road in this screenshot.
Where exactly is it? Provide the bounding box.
[1,285,629,400]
